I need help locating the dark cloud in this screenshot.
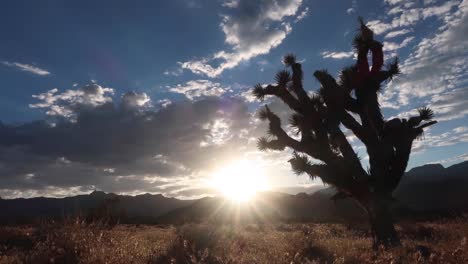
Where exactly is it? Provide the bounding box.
[0,85,253,198]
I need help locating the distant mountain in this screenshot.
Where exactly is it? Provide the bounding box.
[156,161,468,224]
[275,185,324,195]
[155,191,364,225]
[0,191,194,224]
[0,161,467,224]
[394,161,468,211]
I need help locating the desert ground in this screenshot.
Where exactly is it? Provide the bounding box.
[1,217,467,264]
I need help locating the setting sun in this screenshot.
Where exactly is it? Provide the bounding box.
[210,160,269,202]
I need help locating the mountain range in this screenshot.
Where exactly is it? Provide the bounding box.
[0,161,467,224]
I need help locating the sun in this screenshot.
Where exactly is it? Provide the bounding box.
[210,159,269,202]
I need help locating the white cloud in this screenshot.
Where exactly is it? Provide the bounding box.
[347,0,357,14]
[430,88,468,121]
[383,36,415,51]
[200,118,232,147]
[453,126,468,133]
[238,89,259,103]
[384,0,406,5]
[157,98,172,108]
[223,0,239,8]
[168,80,230,100]
[367,20,394,35]
[380,0,468,122]
[369,0,460,36]
[421,0,460,19]
[390,7,421,28]
[163,68,183,76]
[431,153,468,165]
[385,29,412,39]
[321,51,354,59]
[29,83,114,120]
[2,61,50,76]
[121,91,151,109]
[413,125,468,153]
[181,0,304,77]
[295,7,309,22]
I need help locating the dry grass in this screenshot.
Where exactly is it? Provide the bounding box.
[0,218,467,263]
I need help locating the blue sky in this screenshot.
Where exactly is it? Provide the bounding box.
[0,0,467,198]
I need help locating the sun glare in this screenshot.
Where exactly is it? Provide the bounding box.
[210,160,269,202]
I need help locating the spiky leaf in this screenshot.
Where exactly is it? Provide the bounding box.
[253,84,265,100]
[309,93,323,106]
[283,54,296,66]
[268,139,286,150]
[258,107,269,120]
[275,70,291,86]
[338,65,357,88]
[289,113,302,129]
[257,137,286,151]
[353,17,374,49]
[386,57,400,80]
[257,137,269,151]
[418,107,434,121]
[288,152,311,175]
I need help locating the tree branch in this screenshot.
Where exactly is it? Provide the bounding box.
[260,106,336,162]
[345,96,360,113]
[332,129,368,179]
[283,54,310,105]
[290,63,311,104]
[253,84,302,113]
[259,106,307,153]
[341,112,369,144]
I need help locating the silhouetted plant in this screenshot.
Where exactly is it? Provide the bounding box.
[253,18,437,248]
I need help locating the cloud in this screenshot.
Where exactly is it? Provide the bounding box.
[157,99,173,108]
[429,88,468,121]
[412,125,468,152]
[430,153,468,165]
[453,126,468,133]
[385,29,412,39]
[1,61,50,76]
[180,0,304,77]
[29,83,114,121]
[381,0,468,123]
[321,51,354,59]
[121,91,151,110]
[384,0,406,5]
[0,86,255,198]
[163,68,183,76]
[383,36,415,52]
[368,0,459,36]
[346,0,357,14]
[367,20,394,35]
[200,118,233,147]
[168,80,230,100]
[237,89,259,103]
[295,6,309,22]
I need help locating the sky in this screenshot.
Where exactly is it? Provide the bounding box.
[0,0,467,199]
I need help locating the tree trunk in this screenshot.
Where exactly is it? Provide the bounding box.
[366,196,400,249]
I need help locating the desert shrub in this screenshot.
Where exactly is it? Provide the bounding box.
[1,220,467,263]
[0,227,34,252]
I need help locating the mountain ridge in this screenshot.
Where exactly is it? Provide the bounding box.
[0,160,466,224]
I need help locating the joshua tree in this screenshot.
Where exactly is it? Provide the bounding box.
[253,18,437,248]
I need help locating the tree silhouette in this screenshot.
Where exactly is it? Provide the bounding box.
[253,18,437,248]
